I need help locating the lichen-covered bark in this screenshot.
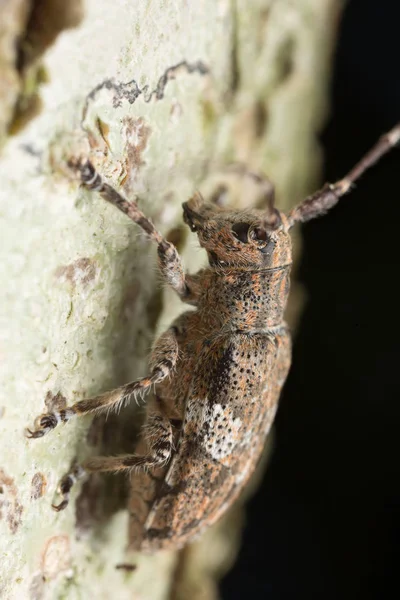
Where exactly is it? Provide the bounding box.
[0,0,84,141]
[0,1,341,598]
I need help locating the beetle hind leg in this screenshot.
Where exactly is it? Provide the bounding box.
[50,406,174,512]
[83,410,174,474]
[52,464,87,511]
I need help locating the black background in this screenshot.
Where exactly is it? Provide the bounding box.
[221,0,400,598]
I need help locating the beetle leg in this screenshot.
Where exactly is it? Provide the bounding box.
[26,328,179,439]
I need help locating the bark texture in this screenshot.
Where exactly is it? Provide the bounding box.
[0,1,341,598]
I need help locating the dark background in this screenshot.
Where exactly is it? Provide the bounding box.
[221,0,400,598]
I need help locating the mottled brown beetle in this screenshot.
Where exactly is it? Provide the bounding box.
[27,123,400,552]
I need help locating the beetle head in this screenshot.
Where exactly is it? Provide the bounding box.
[182,192,292,270]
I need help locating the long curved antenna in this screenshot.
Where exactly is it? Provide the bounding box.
[288,123,400,226]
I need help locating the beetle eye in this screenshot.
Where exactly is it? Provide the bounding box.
[231,222,250,243]
[248,225,269,249]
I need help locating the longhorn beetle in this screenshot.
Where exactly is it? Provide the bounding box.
[26,123,400,552]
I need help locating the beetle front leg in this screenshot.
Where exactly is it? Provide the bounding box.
[74,159,199,305]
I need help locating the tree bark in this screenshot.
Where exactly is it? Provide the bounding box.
[0,1,341,598]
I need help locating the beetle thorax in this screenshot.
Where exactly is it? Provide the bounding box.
[198,266,291,332]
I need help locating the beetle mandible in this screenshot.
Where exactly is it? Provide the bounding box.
[26,123,400,552]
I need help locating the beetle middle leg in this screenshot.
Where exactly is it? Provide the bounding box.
[26,327,179,439]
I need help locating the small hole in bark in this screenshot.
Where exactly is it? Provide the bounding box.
[277,37,296,84]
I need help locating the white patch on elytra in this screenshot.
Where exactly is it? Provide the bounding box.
[204,403,242,459]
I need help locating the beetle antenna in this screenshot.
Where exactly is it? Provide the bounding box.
[288,123,400,226]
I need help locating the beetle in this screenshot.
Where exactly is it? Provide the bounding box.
[26,123,400,551]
